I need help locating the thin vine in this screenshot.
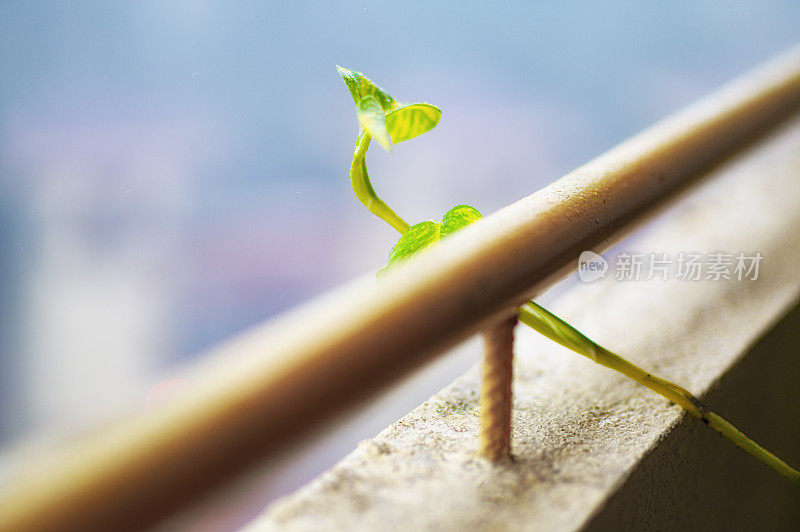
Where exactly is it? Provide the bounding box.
[337,66,800,488]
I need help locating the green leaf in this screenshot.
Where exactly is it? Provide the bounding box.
[381,205,483,273]
[338,66,441,234]
[337,66,398,113]
[385,103,442,144]
[440,205,483,238]
[385,221,440,267]
[339,67,441,149]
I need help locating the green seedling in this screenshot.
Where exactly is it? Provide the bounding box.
[338,66,800,488]
[338,66,441,234]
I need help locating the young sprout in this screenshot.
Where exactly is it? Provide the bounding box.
[338,67,800,487]
[338,66,441,234]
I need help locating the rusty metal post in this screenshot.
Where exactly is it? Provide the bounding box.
[479,314,517,461]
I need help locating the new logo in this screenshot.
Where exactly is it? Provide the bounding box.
[578,250,608,283]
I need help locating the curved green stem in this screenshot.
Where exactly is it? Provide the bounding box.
[350,131,410,234]
[518,301,800,488]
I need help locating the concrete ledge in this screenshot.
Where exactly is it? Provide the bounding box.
[247,114,800,531]
[586,305,800,530]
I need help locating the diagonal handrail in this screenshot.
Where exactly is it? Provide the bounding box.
[1,45,799,531]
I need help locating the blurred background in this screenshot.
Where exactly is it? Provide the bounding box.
[1,0,799,526]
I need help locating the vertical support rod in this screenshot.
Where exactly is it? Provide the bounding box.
[479,314,517,461]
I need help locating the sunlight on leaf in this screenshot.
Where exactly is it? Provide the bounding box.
[338,66,441,147]
[337,66,398,112]
[339,66,441,233]
[440,205,483,238]
[358,96,393,151]
[386,221,440,267]
[386,103,442,144]
[381,205,483,273]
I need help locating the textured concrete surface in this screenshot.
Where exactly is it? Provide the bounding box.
[246,114,800,531]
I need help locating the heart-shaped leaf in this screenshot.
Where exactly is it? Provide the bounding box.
[381,205,482,273]
[440,205,482,238]
[385,221,440,266]
[337,66,398,113]
[339,66,441,153]
[386,103,442,144]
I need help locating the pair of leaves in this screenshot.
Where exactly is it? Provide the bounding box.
[338,66,442,151]
[382,205,483,272]
[339,66,443,234]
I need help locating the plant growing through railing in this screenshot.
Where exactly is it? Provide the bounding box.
[337,66,800,487]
